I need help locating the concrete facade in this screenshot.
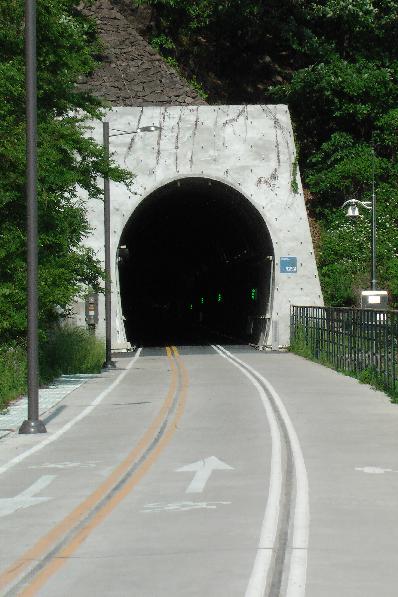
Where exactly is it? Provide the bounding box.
[73,104,323,348]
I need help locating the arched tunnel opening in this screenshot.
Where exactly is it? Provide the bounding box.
[118,178,274,346]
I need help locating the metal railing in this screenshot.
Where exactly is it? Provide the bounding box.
[290,306,398,396]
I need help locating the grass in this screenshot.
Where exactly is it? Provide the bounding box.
[0,326,105,413]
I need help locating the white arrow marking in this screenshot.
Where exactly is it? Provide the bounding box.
[176,456,233,493]
[0,475,55,518]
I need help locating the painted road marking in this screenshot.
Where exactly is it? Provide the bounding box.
[0,346,159,594]
[211,345,282,597]
[176,456,233,493]
[356,466,397,474]
[0,349,143,477]
[214,345,309,597]
[1,347,188,597]
[142,501,231,512]
[0,476,55,518]
[29,461,98,469]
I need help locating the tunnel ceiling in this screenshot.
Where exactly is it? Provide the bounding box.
[119,178,274,345]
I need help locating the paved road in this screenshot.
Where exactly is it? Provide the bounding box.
[1,345,398,596]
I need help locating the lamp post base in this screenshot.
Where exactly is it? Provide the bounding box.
[19,419,47,434]
[102,360,116,370]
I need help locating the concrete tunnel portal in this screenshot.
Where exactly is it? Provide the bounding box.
[118,178,274,346]
[74,105,323,348]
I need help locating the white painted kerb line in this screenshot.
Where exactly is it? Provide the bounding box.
[0,349,142,476]
[212,345,282,597]
[214,345,309,597]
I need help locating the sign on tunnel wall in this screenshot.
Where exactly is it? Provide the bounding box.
[71,105,323,348]
[280,257,298,274]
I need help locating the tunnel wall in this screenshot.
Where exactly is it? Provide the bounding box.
[71,105,323,348]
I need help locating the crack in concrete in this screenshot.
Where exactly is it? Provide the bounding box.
[124,106,144,163]
[222,105,246,128]
[175,107,183,173]
[189,107,200,170]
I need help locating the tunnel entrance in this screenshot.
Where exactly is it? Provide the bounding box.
[118,178,274,346]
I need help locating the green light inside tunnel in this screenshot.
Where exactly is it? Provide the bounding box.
[251,288,258,301]
[217,293,223,303]
[201,297,205,305]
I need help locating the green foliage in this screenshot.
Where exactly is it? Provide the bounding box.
[0,344,27,411]
[289,324,313,359]
[272,3,398,305]
[150,33,176,53]
[188,75,208,100]
[0,1,131,343]
[40,325,105,380]
[291,158,299,194]
[137,0,398,306]
[135,0,277,101]
[0,327,105,412]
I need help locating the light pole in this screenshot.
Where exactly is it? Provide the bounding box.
[342,151,377,291]
[342,197,376,289]
[102,123,160,369]
[19,0,46,434]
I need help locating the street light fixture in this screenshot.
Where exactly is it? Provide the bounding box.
[110,126,160,137]
[102,122,160,369]
[19,0,46,434]
[342,199,371,218]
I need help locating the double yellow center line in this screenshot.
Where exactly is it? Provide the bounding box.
[0,346,188,597]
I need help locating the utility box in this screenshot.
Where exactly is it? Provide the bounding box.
[85,293,99,326]
[361,290,388,310]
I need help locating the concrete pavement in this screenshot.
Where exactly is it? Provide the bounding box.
[0,374,95,440]
[0,346,397,596]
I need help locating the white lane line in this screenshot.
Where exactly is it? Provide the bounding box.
[212,345,282,597]
[0,349,142,476]
[216,345,309,597]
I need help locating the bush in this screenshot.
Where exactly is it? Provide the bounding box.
[40,325,105,380]
[0,344,27,411]
[0,325,105,412]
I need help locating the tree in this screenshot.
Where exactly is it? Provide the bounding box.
[272,1,398,303]
[140,0,398,304]
[0,0,130,342]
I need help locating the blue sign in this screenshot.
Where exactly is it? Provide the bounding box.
[280,256,298,274]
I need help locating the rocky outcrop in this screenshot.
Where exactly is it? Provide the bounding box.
[78,0,206,106]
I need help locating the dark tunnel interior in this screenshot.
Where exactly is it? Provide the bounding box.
[118,178,274,346]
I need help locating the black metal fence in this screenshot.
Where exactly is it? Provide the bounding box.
[290,306,398,396]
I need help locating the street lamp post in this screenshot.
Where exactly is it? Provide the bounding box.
[102,122,114,369]
[342,152,389,309]
[371,160,377,291]
[19,0,46,434]
[342,200,377,294]
[342,151,377,291]
[102,123,160,368]
[342,197,376,289]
